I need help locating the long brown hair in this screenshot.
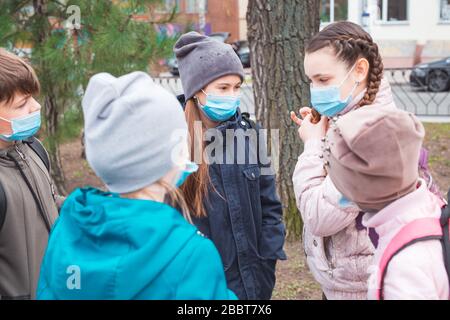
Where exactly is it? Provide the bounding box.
[180,98,211,218]
[306,21,384,122]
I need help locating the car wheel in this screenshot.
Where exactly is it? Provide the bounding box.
[427,69,449,92]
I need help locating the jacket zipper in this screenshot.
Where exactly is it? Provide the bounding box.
[15,145,26,161]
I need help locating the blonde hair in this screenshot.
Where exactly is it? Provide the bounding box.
[158,180,193,224]
[123,179,193,224]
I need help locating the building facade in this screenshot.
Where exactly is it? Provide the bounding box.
[322,0,450,67]
[238,0,450,67]
[156,0,241,42]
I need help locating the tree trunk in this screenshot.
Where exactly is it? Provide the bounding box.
[44,94,67,195]
[247,0,320,239]
[33,0,67,195]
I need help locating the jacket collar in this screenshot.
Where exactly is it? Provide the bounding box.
[0,140,23,160]
[215,107,245,131]
[340,77,394,115]
[363,179,441,240]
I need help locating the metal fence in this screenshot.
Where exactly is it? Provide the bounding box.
[385,68,450,118]
[154,76,256,117]
[155,67,450,120]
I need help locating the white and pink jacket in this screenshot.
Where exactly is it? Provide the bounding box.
[292,78,394,300]
[364,179,449,300]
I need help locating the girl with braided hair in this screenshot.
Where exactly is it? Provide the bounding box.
[290,21,443,299]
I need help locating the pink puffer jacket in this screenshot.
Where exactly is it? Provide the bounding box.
[292,78,394,299]
[364,179,449,300]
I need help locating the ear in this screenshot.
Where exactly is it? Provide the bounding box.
[194,89,207,106]
[354,58,370,83]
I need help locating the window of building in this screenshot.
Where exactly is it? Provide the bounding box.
[155,0,181,14]
[377,0,409,22]
[320,0,348,23]
[186,0,208,14]
[440,0,450,22]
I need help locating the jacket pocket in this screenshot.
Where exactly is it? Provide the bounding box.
[242,165,262,217]
[242,165,261,206]
[242,165,261,181]
[241,164,264,240]
[303,227,332,272]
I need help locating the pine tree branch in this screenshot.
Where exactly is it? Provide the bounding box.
[13,0,33,13]
[49,0,71,11]
[147,6,177,24]
[119,14,134,33]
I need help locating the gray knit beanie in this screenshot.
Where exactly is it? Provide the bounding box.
[82,71,188,194]
[174,31,245,100]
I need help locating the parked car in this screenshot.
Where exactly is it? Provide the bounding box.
[167,56,179,76]
[209,32,230,43]
[167,32,250,76]
[232,40,250,68]
[410,56,450,92]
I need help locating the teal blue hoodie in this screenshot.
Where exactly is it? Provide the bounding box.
[37,187,237,300]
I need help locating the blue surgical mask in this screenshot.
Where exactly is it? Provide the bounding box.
[339,195,357,209]
[176,161,199,187]
[0,111,41,142]
[198,90,240,122]
[310,64,359,117]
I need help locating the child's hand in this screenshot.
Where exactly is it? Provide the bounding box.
[290,107,312,125]
[292,112,328,143]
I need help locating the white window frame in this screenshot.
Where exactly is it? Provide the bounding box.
[320,0,348,26]
[376,0,409,25]
[439,0,450,24]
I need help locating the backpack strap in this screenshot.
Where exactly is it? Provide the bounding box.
[23,137,50,172]
[377,217,444,300]
[0,137,50,233]
[0,180,6,231]
[440,189,450,285]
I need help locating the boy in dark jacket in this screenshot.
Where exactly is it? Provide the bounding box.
[0,48,59,299]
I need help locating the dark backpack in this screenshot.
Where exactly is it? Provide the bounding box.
[0,137,50,231]
[377,188,450,300]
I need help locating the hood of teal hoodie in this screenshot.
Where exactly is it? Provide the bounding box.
[37,187,200,299]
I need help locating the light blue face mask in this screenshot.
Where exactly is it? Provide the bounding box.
[198,90,240,122]
[0,111,41,142]
[175,161,199,188]
[310,64,359,117]
[338,195,358,209]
